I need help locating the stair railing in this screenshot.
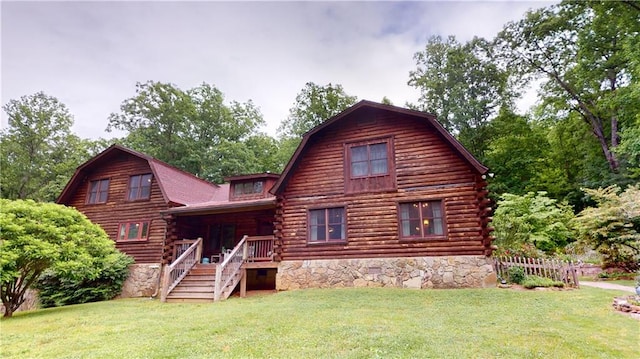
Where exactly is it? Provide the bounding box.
[160,237,203,302]
[214,235,247,301]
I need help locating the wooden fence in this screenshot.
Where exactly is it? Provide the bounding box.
[494,256,580,288]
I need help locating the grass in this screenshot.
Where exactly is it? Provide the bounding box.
[1,287,638,358]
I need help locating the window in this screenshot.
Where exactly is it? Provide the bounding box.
[345,138,395,193]
[118,221,150,241]
[233,181,264,197]
[308,207,346,243]
[87,178,109,204]
[399,201,445,239]
[127,174,152,201]
[350,143,388,177]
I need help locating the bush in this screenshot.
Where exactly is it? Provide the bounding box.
[507,266,526,284]
[522,275,565,289]
[493,192,575,255]
[0,199,133,316]
[35,252,133,308]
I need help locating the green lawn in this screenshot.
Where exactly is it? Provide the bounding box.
[2,287,638,358]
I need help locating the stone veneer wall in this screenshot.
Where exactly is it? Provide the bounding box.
[276,256,496,290]
[119,263,162,298]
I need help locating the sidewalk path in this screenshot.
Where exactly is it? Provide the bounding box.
[580,281,636,293]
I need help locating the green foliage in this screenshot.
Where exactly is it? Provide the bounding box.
[409,35,512,161]
[0,199,132,317]
[507,266,526,284]
[573,185,640,271]
[108,81,277,183]
[521,275,564,289]
[493,192,576,254]
[485,108,551,197]
[278,82,357,139]
[35,251,132,308]
[0,92,101,201]
[496,1,640,173]
[492,243,544,259]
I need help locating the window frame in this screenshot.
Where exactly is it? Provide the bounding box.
[127,173,153,201]
[397,200,447,241]
[117,220,151,242]
[307,206,347,244]
[232,180,265,198]
[344,137,396,194]
[86,178,110,204]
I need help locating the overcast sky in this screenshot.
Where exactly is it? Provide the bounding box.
[1,1,550,140]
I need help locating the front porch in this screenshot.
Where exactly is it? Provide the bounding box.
[161,235,278,302]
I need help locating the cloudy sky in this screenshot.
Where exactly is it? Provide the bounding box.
[1,1,550,140]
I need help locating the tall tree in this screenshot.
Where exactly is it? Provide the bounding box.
[496,1,640,172]
[1,92,97,201]
[409,36,512,160]
[278,82,357,139]
[107,81,273,183]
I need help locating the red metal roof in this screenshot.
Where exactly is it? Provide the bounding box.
[57,144,219,206]
[270,100,488,195]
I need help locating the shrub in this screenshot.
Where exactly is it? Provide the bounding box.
[493,192,575,255]
[35,252,133,308]
[573,185,640,271]
[507,266,526,284]
[0,199,133,317]
[522,275,565,289]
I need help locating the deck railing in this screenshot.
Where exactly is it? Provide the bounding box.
[160,237,203,302]
[494,256,580,288]
[246,235,275,262]
[214,235,247,301]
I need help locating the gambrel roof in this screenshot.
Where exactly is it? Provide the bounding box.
[57,144,219,206]
[270,100,488,195]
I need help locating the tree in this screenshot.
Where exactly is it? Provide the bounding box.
[0,199,132,317]
[1,92,98,201]
[409,36,512,160]
[493,192,575,255]
[496,1,640,173]
[573,185,640,271]
[278,82,357,139]
[108,81,270,183]
[484,108,550,197]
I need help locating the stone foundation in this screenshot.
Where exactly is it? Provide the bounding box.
[119,263,162,298]
[276,256,496,290]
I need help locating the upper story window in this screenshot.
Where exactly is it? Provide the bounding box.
[87,178,109,204]
[117,221,150,241]
[233,181,264,197]
[350,143,388,177]
[399,200,445,239]
[127,174,152,201]
[308,207,346,243]
[345,138,395,193]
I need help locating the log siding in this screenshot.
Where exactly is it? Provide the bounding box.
[276,111,492,261]
[64,153,172,263]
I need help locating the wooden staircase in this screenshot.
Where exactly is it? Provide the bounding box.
[165,264,216,303]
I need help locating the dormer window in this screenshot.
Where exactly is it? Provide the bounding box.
[233,180,264,197]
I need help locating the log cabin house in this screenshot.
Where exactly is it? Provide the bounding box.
[58,101,496,302]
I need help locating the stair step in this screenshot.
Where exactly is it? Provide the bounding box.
[182,275,216,281]
[172,286,214,293]
[166,298,214,303]
[167,291,215,299]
